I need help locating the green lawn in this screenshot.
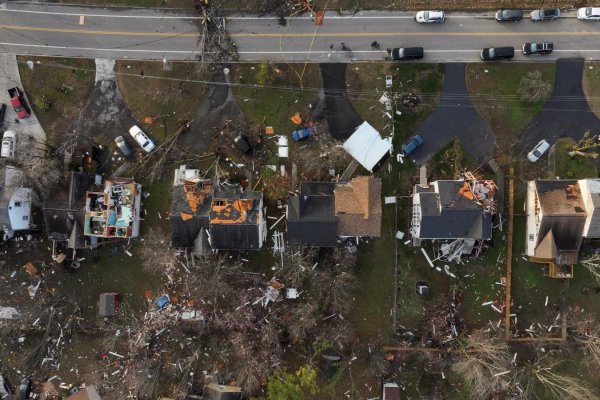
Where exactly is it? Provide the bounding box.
[17,57,96,140]
[347,63,444,133]
[231,62,321,135]
[583,61,600,120]
[553,137,598,179]
[115,60,209,139]
[466,63,556,163]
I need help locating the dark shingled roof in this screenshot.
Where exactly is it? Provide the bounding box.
[42,172,98,248]
[287,182,337,247]
[415,181,492,240]
[209,223,261,250]
[203,383,242,400]
[169,183,211,248]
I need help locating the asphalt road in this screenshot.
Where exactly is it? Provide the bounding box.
[411,63,495,165]
[3,4,600,61]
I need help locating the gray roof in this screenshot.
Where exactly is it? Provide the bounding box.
[582,179,600,238]
[287,182,337,246]
[203,383,242,400]
[415,181,492,240]
[0,182,11,234]
[99,293,117,317]
[209,223,260,250]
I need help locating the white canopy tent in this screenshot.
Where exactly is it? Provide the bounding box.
[342,122,392,172]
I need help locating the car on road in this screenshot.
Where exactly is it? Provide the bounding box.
[401,135,424,155]
[114,135,133,157]
[495,9,524,22]
[527,139,551,162]
[577,7,600,20]
[480,47,514,61]
[522,42,553,55]
[415,11,445,23]
[530,8,560,21]
[389,47,424,61]
[8,87,29,119]
[128,125,155,152]
[1,131,16,158]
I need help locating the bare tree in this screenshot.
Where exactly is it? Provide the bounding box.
[580,254,600,284]
[518,358,597,400]
[571,317,600,370]
[452,330,512,400]
[517,70,552,103]
[138,227,177,274]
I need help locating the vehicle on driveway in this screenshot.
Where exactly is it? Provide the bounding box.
[389,47,424,61]
[495,9,523,22]
[1,131,16,158]
[128,125,155,152]
[8,87,29,119]
[401,135,423,155]
[114,136,133,157]
[530,9,560,21]
[522,42,553,55]
[577,7,600,20]
[480,47,514,61]
[527,139,551,162]
[415,11,445,23]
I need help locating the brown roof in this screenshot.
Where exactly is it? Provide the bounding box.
[335,176,382,237]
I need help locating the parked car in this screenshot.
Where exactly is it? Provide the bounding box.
[527,139,551,162]
[1,131,16,158]
[577,7,600,20]
[415,11,445,23]
[530,9,560,21]
[522,42,553,55]
[8,87,29,119]
[401,135,424,155]
[292,128,311,141]
[0,375,12,400]
[495,9,523,22]
[231,132,251,154]
[389,47,424,61]
[17,378,30,400]
[481,47,514,61]
[114,135,133,157]
[128,125,155,152]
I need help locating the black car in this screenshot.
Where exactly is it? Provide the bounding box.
[480,47,514,61]
[389,47,424,61]
[231,132,251,154]
[522,42,553,55]
[495,9,523,22]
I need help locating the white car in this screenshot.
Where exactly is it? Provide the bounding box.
[527,139,551,162]
[415,11,445,23]
[577,7,600,20]
[128,125,155,152]
[1,131,16,158]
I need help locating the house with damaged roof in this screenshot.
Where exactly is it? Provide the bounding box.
[169,165,266,252]
[525,179,588,278]
[287,176,382,247]
[410,175,497,260]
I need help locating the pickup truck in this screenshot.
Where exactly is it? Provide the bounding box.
[8,87,29,119]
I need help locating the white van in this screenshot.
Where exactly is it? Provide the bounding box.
[1,131,16,158]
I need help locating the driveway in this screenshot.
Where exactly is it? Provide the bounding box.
[411,63,495,165]
[518,58,600,152]
[0,53,46,168]
[319,63,363,141]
